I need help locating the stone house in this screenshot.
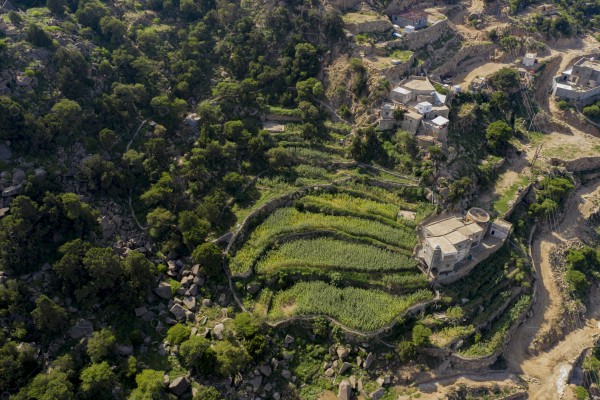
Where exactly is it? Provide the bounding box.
[523,53,536,68]
[378,76,450,143]
[418,208,513,281]
[390,11,428,29]
[552,57,600,105]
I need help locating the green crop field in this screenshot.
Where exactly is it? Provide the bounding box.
[267,281,433,331]
[230,207,418,274]
[255,237,416,274]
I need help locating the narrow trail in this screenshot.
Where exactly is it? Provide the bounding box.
[504,178,600,399]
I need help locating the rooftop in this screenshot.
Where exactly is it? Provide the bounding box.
[392,87,412,95]
[492,219,513,231]
[423,215,485,245]
[401,76,435,93]
[431,116,449,126]
[425,236,457,255]
[579,58,600,71]
[395,10,428,20]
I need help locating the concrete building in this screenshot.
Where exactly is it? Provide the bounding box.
[552,57,600,105]
[420,209,489,276]
[391,11,428,30]
[418,208,514,283]
[523,53,536,68]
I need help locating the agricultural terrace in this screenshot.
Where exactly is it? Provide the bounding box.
[230,182,436,331]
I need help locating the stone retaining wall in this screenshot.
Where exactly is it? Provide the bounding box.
[550,156,600,173]
[398,19,451,51]
[432,43,495,77]
[504,182,534,219]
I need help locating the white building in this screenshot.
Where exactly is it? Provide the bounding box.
[417,101,432,114]
[523,53,536,68]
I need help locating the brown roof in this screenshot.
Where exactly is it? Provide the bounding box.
[395,11,428,20]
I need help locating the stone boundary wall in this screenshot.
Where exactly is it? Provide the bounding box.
[263,113,302,123]
[397,19,451,51]
[432,43,495,77]
[345,18,393,34]
[550,156,600,173]
[503,182,534,219]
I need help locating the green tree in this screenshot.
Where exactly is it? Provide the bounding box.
[76,0,109,31]
[129,369,169,400]
[179,336,216,375]
[485,120,512,153]
[14,370,73,400]
[150,95,188,129]
[178,211,210,250]
[0,96,25,140]
[396,341,416,362]
[122,251,156,302]
[232,312,260,339]
[26,24,54,48]
[87,329,116,362]
[213,340,250,380]
[31,295,68,335]
[194,385,221,400]
[0,342,39,392]
[566,269,589,296]
[222,172,245,195]
[147,207,176,240]
[412,324,432,347]
[167,323,191,345]
[192,243,222,276]
[80,362,118,400]
[489,68,519,91]
[99,128,117,150]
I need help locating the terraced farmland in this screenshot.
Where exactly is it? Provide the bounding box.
[230,183,436,331]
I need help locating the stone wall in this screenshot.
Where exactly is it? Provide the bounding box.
[432,42,495,77]
[345,18,393,34]
[503,182,534,219]
[550,156,600,173]
[394,18,451,51]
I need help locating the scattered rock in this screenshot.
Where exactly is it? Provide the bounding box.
[337,346,349,360]
[281,369,291,379]
[363,352,374,369]
[153,282,172,299]
[169,304,186,321]
[68,319,93,339]
[284,335,294,344]
[117,345,134,356]
[340,362,352,374]
[324,368,335,377]
[338,380,351,400]
[247,282,261,294]
[182,296,196,310]
[134,306,148,317]
[259,364,272,377]
[168,376,190,396]
[213,323,225,339]
[201,298,212,307]
[249,375,262,392]
[370,387,385,400]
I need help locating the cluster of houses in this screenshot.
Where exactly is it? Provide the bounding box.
[378,76,451,147]
[418,208,513,283]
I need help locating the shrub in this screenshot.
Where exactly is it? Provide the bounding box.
[396,341,416,362]
[167,324,191,345]
[557,100,570,110]
[412,324,432,347]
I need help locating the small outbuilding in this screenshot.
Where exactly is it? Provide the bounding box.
[489,219,513,240]
[417,101,432,115]
[523,53,537,68]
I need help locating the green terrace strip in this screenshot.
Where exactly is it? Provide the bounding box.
[460,294,531,358]
[255,238,417,274]
[267,281,434,331]
[297,192,403,224]
[230,207,418,274]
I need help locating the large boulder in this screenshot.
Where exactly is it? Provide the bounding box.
[213,323,225,339]
[259,364,272,377]
[169,376,190,396]
[169,304,186,321]
[363,352,374,369]
[370,387,385,400]
[338,380,351,400]
[153,282,172,299]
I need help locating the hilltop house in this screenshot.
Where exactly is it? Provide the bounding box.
[378,76,450,146]
[552,57,600,105]
[390,11,428,30]
[418,208,512,282]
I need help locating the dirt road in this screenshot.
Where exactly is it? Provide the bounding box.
[504,178,600,399]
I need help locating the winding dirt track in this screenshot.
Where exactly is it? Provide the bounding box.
[504,179,600,399]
